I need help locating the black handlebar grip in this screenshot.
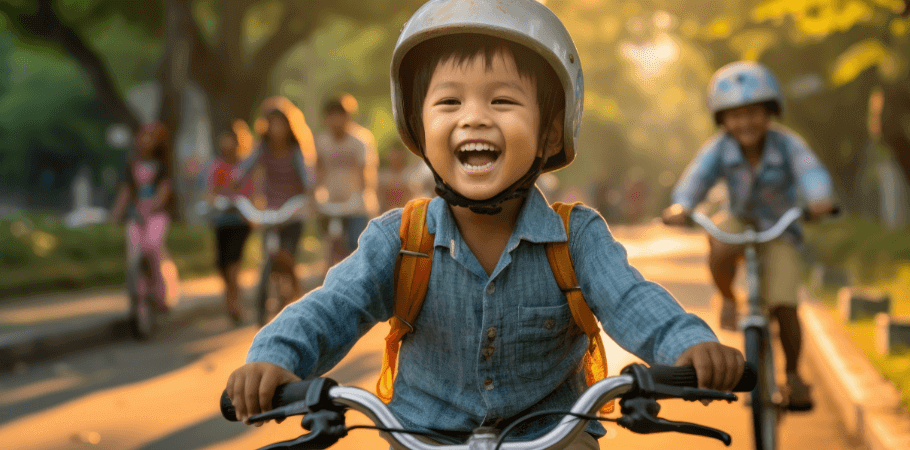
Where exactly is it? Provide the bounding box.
[220,379,317,422]
[647,362,757,392]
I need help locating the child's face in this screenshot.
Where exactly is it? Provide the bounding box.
[219,134,238,159]
[325,111,348,136]
[137,130,155,159]
[721,103,771,150]
[267,113,290,144]
[421,50,549,201]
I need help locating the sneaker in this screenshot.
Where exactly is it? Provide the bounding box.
[785,372,814,412]
[720,300,738,331]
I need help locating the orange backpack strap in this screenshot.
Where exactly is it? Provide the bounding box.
[376,198,434,403]
[546,201,613,414]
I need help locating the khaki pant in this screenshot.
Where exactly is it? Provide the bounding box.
[713,211,801,307]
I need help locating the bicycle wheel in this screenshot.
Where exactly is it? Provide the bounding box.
[127,254,159,340]
[256,258,283,326]
[744,325,778,450]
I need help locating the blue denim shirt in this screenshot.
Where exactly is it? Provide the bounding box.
[672,124,834,244]
[247,187,718,441]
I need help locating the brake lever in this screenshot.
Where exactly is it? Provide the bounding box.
[256,410,347,450]
[617,397,732,446]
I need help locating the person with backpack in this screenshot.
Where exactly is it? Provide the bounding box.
[226,1,743,447]
[661,61,836,411]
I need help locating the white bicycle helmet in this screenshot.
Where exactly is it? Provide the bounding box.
[708,61,784,123]
[390,0,583,174]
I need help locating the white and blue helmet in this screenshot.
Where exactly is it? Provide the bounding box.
[708,61,784,123]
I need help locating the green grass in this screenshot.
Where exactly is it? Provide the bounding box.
[813,264,910,410]
[803,215,910,409]
[0,213,321,300]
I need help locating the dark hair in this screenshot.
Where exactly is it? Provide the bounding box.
[323,99,348,116]
[126,122,176,213]
[264,110,298,149]
[399,34,565,158]
[714,100,781,125]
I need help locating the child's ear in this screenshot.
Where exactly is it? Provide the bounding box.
[540,114,564,159]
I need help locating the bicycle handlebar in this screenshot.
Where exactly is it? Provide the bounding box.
[690,207,804,245]
[220,363,756,450]
[196,195,310,226]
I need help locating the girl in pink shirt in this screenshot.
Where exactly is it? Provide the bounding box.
[110,122,180,313]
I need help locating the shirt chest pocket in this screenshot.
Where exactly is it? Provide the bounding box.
[761,166,788,187]
[513,303,579,380]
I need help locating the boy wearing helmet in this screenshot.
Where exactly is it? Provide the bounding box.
[227,1,743,446]
[662,61,836,411]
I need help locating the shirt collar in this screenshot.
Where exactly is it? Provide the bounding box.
[426,185,568,250]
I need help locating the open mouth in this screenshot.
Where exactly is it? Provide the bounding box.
[456,142,501,172]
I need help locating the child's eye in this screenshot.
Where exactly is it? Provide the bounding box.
[435,98,460,106]
[492,98,519,105]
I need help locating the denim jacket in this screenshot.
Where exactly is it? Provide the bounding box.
[672,124,834,244]
[247,187,718,441]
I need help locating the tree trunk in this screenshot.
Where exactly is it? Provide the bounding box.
[881,81,910,188]
[158,0,196,221]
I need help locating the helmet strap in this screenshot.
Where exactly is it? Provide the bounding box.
[429,156,544,215]
[429,125,553,215]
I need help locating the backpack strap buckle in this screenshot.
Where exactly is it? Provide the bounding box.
[393,315,415,333]
[399,249,430,258]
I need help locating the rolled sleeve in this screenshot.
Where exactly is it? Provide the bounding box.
[672,138,723,211]
[246,212,400,377]
[569,206,718,365]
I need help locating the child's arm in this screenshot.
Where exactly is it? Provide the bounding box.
[785,134,835,218]
[664,137,724,224]
[570,205,743,390]
[149,179,172,214]
[227,213,400,422]
[109,183,130,223]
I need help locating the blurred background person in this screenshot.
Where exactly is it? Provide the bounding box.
[109,122,180,313]
[377,145,413,211]
[234,96,316,300]
[314,97,379,263]
[204,120,254,324]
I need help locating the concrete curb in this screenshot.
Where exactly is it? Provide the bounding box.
[800,289,910,450]
[0,267,324,374]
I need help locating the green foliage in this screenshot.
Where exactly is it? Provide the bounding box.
[804,215,910,283]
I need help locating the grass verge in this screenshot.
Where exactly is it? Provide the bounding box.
[1,214,321,300]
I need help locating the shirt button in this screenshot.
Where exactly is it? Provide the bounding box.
[484,378,494,390]
[544,319,555,330]
[486,283,495,294]
[487,327,497,340]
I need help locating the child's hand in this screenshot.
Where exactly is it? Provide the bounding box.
[226,362,301,425]
[661,204,690,227]
[674,341,744,393]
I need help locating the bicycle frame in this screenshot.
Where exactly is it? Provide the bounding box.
[689,206,803,450]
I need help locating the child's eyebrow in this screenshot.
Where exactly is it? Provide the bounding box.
[490,81,528,95]
[429,81,461,93]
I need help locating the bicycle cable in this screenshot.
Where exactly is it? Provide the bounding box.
[493,410,618,450]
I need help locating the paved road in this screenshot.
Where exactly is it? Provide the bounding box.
[0,224,859,449]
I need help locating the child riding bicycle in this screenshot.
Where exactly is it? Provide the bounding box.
[233,97,317,302]
[205,120,255,324]
[227,1,744,448]
[109,121,180,313]
[661,61,836,411]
